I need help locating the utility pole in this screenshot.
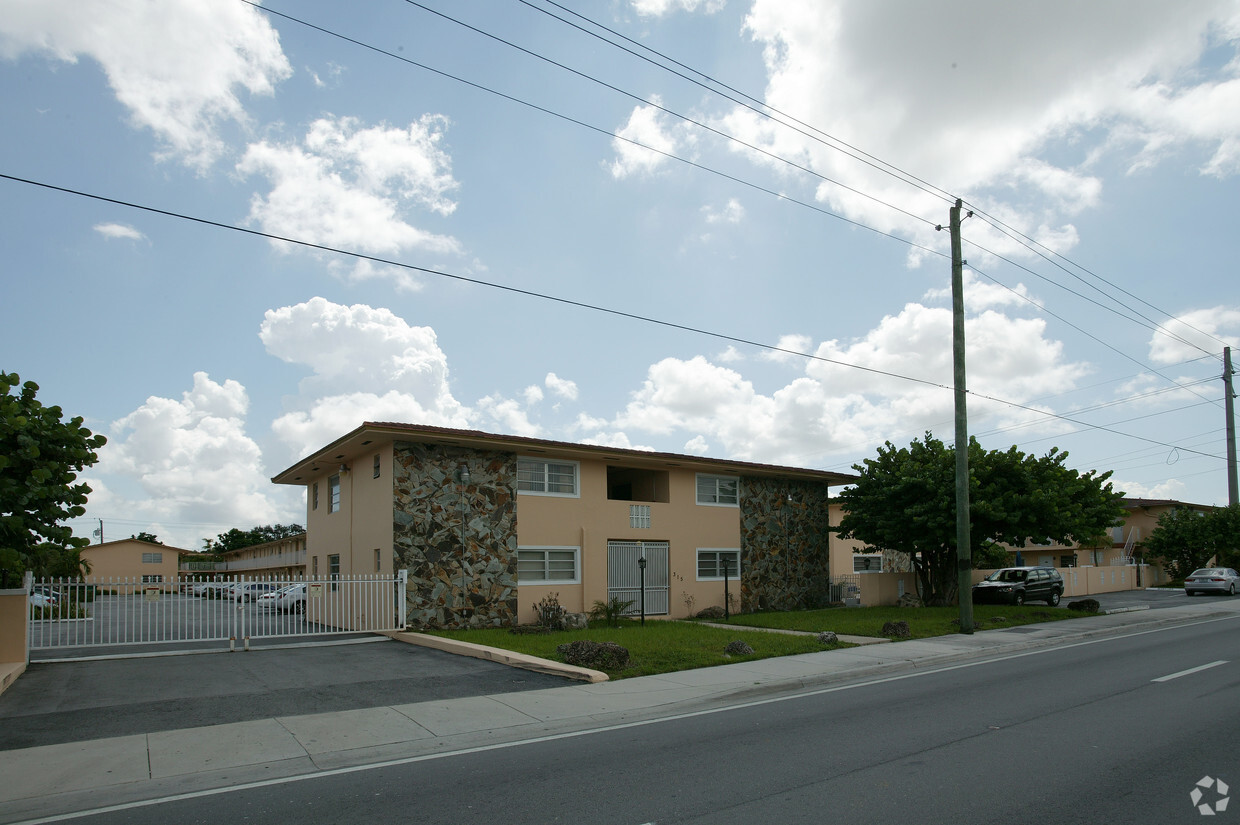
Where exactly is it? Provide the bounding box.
[1225,347,1238,507]
[947,199,973,633]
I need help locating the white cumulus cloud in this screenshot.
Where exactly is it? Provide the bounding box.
[238,115,462,289]
[0,0,291,170]
[260,298,471,459]
[93,223,146,241]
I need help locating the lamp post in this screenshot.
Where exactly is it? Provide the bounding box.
[456,464,471,627]
[637,553,647,626]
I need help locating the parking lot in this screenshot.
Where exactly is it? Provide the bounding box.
[0,636,571,751]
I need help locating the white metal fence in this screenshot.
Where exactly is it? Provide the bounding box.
[27,572,407,653]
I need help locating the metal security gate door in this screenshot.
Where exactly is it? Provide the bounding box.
[607,541,669,616]
[27,572,408,655]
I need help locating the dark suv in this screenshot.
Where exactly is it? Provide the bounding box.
[972,566,1064,606]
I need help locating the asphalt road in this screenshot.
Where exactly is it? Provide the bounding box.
[0,637,570,751]
[48,607,1240,824]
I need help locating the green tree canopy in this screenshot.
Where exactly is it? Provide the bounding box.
[837,433,1125,605]
[1145,504,1240,580]
[0,372,106,574]
[202,523,304,553]
[132,531,161,544]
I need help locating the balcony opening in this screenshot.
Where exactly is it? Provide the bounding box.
[607,466,670,503]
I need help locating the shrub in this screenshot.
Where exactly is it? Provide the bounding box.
[536,593,565,630]
[881,620,912,639]
[1068,598,1100,613]
[696,605,726,620]
[724,640,754,656]
[589,596,635,627]
[816,631,839,645]
[556,640,630,670]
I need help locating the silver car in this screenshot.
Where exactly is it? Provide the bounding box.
[1184,568,1240,596]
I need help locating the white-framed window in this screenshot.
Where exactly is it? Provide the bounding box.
[517,457,579,497]
[141,574,163,583]
[696,474,739,507]
[630,504,651,528]
[312,482,319,510]
[329,553,340,591]
[853,554,882,573]
[373,454,381,479]
[697,548,740,580]
[141,552,163,564]
[329,474,341,513]
[517,546,580,584]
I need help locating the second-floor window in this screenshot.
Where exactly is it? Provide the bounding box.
[696,474,739,506]
[329,474,341,512]
[630,505,651,528]
[517,458,579,497]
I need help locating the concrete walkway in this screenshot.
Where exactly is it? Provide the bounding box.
[3,597,1239,824]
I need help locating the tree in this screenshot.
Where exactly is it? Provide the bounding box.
[131,531,161,544]
[202,523,304,553]
[1145,504,1240,580]
[837,433,1125,606]
[0,372,106,574]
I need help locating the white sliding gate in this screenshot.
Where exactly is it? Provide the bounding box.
[27,572,407,654]
[607,540,669,616]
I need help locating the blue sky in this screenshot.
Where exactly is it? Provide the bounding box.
[2,0,1238,551]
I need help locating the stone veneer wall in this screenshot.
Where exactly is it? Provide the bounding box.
[739,478,835,611]
[392,442,518,629]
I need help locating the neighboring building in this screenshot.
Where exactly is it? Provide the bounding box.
[217,533,307,578]
[81,538,186,589]
[272,423,856,629]
[827,497,1217,583]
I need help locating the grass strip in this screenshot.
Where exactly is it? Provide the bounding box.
[424,620,848,680]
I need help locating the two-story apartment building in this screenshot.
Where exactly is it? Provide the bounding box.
[272,422,855,629]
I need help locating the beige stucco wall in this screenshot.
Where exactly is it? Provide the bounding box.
[80,540,182,588]
[0,589,29,696]
[516,460,741,622]
[305,442,395,581]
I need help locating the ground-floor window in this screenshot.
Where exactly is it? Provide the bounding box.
[853,554,882,573]
[517,547,580,584]
[697,548,741,580]
[329,553,340,591]
[140,574,163,583]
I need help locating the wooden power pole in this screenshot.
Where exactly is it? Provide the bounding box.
[948,199,974,634]
[1225,347,1238,507]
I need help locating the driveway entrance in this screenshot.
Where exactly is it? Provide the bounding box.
[28,573,407,657]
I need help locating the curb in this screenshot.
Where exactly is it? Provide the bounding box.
[383,630,609,683]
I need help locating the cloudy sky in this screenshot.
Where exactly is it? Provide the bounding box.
[3,0,1238,551]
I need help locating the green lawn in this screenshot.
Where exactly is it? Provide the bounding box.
[424,620,846,679]
[714,604,1095,640]
[424,604,1099,679]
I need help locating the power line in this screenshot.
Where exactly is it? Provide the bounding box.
[247,1,944,258]
[2,170,1224,465]
[257,0,1219,390]
[508,0,1230,361]
[399,0,939,230]
[514,0,958,207]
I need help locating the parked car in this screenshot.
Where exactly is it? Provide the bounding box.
[29,592,58,608]
[972,566,1064,606]
[1184,568,1240,597]
[275,583,307,614]
[199,582,232,599]
[232,582,279,603]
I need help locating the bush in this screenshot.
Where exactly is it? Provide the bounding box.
[556,640,630,670]
[1068,598,1100,613]
[724,640,754,656]
[589,596,635,627]
[881,620,912,639]
[696,605,726,620]
[536,593,565,630]
[816,631,839,645]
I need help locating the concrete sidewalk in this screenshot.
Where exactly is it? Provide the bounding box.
[3,598,1239,824]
